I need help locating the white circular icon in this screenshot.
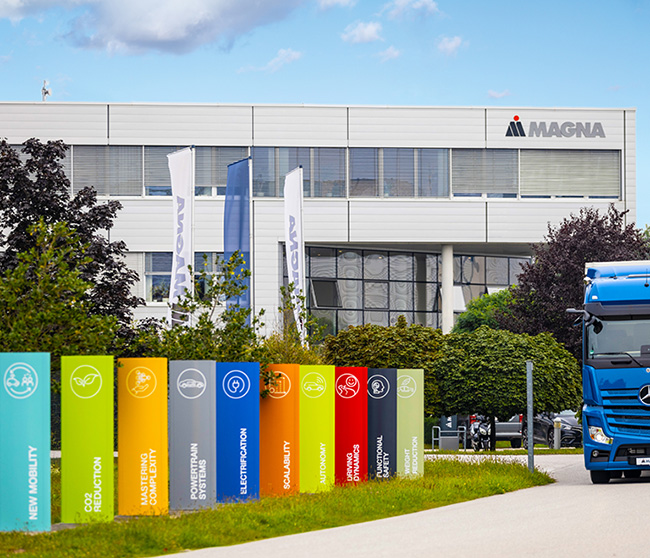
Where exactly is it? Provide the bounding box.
[177,368,207,400]
[268,372,291,399]
[70,365,103,399]
[302,372,326,398]
[125,366,157,399]
[336,373,360,399]
[4,363,38,400]
[223,370,251,399]
[397,375,417,399]
[368,374,390,399]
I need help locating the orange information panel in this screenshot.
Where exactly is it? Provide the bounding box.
[117,358,169,515]
[259,364,300,496]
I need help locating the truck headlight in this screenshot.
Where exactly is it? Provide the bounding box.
[589,426,613,445]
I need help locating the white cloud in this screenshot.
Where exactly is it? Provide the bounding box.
[238,48,302,73]
[319,0,355,8]
[437,35,463,56]
[341,21,382,43]
[488,89,510,99]
[0,0,305,54]
[378,45,399,62]
[381,0,439,19]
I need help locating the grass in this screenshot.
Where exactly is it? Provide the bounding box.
[0,459,552,558]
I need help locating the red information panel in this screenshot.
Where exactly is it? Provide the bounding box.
[334,367,368,485]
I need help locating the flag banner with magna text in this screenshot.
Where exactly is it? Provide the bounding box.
[118,358,168,516]
[299,365,335,493]
[260,363,300,496]
[61,355,114,523]
[169,360,217,510]
[216,362,260,502]
[0,353,51,532]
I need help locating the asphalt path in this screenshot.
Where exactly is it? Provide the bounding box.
[163,454,650,558]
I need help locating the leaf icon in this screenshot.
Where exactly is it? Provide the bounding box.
[73,377,86,386]
[83,373,99,386]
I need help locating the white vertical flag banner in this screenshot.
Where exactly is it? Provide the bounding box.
[284,167,306,340]
[167,147,194,326]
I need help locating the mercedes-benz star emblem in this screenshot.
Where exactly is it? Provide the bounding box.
[639,385,650,406]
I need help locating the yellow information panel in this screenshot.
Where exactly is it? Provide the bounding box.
[117,358,168,515]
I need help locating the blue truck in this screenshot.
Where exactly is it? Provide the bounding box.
[570,261,650,484]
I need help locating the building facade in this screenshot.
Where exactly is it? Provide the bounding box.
[0,103,636,333]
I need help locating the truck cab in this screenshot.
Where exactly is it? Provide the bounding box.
[578,261,650,483]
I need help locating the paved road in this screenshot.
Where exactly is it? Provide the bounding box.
[163,455,650,558]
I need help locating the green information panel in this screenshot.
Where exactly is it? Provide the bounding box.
[61,356,114,523]
[299,365,335,492]
[396,369,424,478]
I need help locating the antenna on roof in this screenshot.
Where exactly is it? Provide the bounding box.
[41,80,51,102]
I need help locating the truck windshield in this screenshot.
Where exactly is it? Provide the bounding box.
[587,317,650,358]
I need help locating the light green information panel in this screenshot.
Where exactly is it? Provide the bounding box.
[61,356,114,523]
[396,369,424,478]
[299,365,335,492]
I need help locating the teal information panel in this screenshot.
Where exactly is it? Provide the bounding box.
[0,353,51,532]
[61,355,114,523]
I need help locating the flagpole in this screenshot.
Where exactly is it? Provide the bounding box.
[248,156,254,314]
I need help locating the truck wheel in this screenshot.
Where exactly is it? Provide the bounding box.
[609,471,622,479]
[590,470,610,484]
[624,470,642,479]
[510,438,521,449]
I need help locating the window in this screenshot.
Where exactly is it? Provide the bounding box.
[418,149,449,197]
[279,147,311,197]
[73,145,142,196]
[145,146,185,196]
[313,148,345,197]
[252,147,277,197]
[383,148,415,197]
[195,147,248,196]
[349,148,379,197]
[452,149,518,197]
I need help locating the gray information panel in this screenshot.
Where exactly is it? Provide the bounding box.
[169,360,217,511]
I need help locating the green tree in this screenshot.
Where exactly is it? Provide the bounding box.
[0,220,118,364]
[452,288,513,333]
[496,205,650,359]
[323,316,444,416]
[433,326,581,449]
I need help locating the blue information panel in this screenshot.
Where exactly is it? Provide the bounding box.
[216,362,260,502]
[0,353,51,532]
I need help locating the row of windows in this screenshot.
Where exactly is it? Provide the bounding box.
[22,144,621,200]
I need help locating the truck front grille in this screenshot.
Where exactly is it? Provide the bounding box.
[602,388,650,435]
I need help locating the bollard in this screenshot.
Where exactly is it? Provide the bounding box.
[553,417,562,450]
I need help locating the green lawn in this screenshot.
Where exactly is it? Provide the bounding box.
[0,459,551,558]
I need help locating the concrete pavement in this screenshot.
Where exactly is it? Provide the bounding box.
[162,455,649,557]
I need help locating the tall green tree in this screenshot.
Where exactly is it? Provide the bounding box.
[0,139,142,331]
[452,288,513,333]
[496,205,650,358]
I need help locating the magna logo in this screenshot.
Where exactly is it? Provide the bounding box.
[505,115,605,138]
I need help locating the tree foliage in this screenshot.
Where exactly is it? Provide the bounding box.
[323,316,444,416]
[496,205,650,358]
[452,288,513,333]
[0,220,118,365]
[434,326,581,449]
[0,139,142,330]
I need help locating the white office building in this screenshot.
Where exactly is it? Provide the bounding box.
[0,103,636,334]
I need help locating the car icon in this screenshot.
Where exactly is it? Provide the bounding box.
[304,381,324,392]
[179,379,205,389]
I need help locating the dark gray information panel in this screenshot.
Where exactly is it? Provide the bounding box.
[169,361,217,511]
[367,368,397,480]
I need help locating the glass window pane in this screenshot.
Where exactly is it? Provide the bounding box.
[415,312,438,328]
[390,253,413,281]
[147,275,170,302]
[314,148,345,197]
[415,283,438,312]
[310,247,336,278]
[145,146,184,196]
[365,281,388,309]
[453,256,462,283]
[349,148,379,197]
[418,149,449,197]
[390,312,413,325]
[462,285,487,306]
[462,256,485,284]
[486,257,509,285]
[364,251,388,280]
[339,310,363,331]
[146,252,173,273]
[452,149,517,196]
[311,279,341,308]
[338,249,362,279]
[509,258,528,285]
[74,145,143,196]
[339,280,363,309]
[279,147,311,197]
[365,311,388,326]
[252,147,276,197]
[390,282,413,311]
[383,148,414,197]
[195,147,247,196]
[311,309,336,337]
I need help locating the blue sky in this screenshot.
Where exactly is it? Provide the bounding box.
[1,0,649,225]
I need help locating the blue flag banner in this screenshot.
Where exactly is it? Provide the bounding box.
[216,362,260,502]
[0,353,51,532]
[224,158,251,313]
